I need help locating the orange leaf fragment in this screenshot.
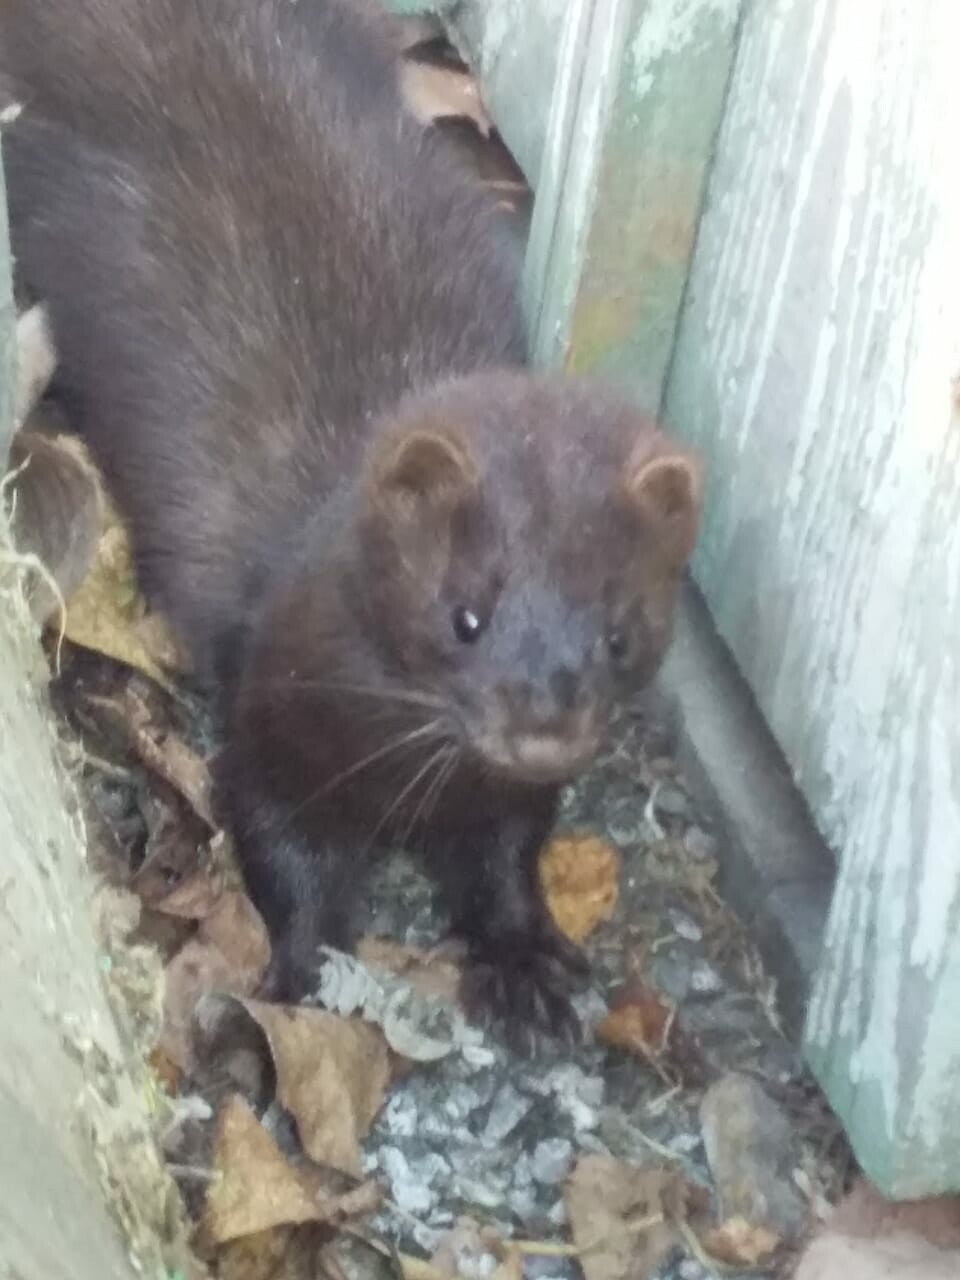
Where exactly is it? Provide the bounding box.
[539,834,620,944]
[598,980,674,1057]
[701,1216,780,1265]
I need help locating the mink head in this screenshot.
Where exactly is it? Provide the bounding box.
[251,370,702,789]
[323,369,703,786]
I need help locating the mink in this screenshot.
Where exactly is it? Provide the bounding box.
[0,0,702,1042]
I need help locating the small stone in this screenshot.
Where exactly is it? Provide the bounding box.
[383,1091,418,1137]
[654,783,690,818]
[456,1173,509,1210]
[571,986,610,1029]
[512,1152,533,1188]
[547,1198,568,1226]
[483,1082,533,1145]
[411,1220,445,1255]
[576,1132,612,1157]
[413,1151,453,1186]
[668,1132,701,1156]
[690,960,723,995]
[531,1138,574,1185]
[683,826,717,860]
[508,1184,538,1221]
[678,1261,708,1280]
[651,949,693,1002]
[700,1072,807,1240]
[379,1146,437,1216]
[445,1081,486,1123]
[523,1259,574,1280]
[532,1064,604,1133]
[668,909,703,941]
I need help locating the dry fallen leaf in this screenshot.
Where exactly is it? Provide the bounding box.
[214,1226,296,1280]
[701,1216,780,1266]
[7,427,104,625]
[540,834,620,944]
[200,892,272,976]
[203,1096,379,1246]
[357,937,462,1004]
[565,1156,696,1280]
[399,59,492,136]
[131,782,217,915]
[146,1044,182,1096]
[144,868,222,920]
[56,493,188,688]
[122,685,216,826]
[598,980,674,1057]
[193,993,390,1178]
[161,891,270,1069]
[216,1224,338,1280]
[431,1219,500,1278]
[235,1000,389,1177]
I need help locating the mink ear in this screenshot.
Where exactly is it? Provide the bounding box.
[623,439,702,569]
[372,425,478,517]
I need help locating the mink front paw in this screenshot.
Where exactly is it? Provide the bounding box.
[460,927,591,1054]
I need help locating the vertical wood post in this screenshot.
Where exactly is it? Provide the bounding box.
[524,0,743,413]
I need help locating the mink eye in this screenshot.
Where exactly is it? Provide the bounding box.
[606,628,628,662]
[452,605,484,644]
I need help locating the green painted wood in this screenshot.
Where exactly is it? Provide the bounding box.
[525,0,743,413]
[0,146,16,464]
[446,0,568,189]
[664,0,960,1196]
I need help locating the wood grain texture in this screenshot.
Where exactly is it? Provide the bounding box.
[665,0,960,1194]
[0,148,15,463]
[525,0,742,409]
[447,0,568,187]
[0,152,159,1276]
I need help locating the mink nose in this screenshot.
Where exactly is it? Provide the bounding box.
[499,668,598,782]
[522,666,581,724]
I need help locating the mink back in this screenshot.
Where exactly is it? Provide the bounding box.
[0,0,526,674]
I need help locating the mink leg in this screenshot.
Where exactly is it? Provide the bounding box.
[228,791,363,1002]
[425,804,590,1050]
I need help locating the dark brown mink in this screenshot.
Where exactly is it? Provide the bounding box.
[0,0,702,1044]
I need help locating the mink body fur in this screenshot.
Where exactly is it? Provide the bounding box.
[0,0,701,1043]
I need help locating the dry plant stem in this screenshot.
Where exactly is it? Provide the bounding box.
[351,1210,669,1279]
[82,752,135,781]
[0,545,67,670]
[514,1211,666,1258]
[167,1163,221,1184]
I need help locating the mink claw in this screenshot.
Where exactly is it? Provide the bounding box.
[459,939,588,1056]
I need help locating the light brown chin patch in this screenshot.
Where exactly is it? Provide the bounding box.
[475,731,599,785]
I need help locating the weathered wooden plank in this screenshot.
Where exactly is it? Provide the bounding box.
[446,0,569,188]
[0,138,14,462]
[665,0,960,1195]
[412,0,741,412]
[528,0,743,412]
[0,149,171,1280]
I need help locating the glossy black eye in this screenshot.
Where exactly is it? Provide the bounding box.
[452,605,484,644]
[606,628,628,661]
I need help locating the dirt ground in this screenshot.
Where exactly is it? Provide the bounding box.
[44,633,852,1280]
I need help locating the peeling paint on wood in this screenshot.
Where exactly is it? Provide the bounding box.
[528,0,742,410]
[666,0,960,1195]
[0,146,14,463]
[446,0,569,187]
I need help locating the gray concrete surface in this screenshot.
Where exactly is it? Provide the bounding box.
[656,581,836,1033]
